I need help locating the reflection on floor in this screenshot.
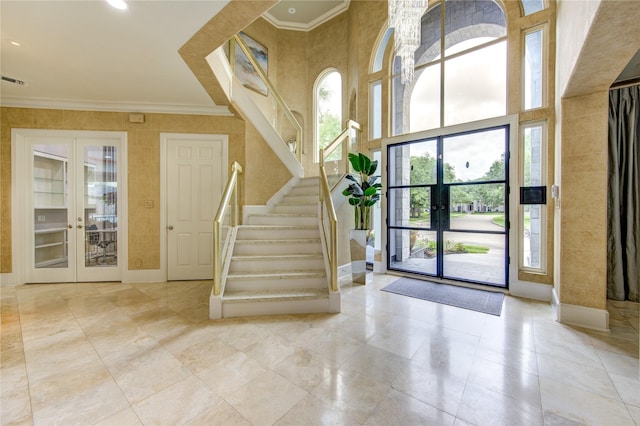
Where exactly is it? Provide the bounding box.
[1,275,638,425]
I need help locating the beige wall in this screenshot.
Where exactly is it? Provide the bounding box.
[0,107,291,273]
[554,1,640,310]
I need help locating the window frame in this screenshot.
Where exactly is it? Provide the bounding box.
[519,120,548,274]
[313,68,343,163]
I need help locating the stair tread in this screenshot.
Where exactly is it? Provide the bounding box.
[232,254,323,260]
[239,224,317,229]
[235,238,321,244]
[223,288,329,302]
[227,270,326,279]
[249,212,316,217]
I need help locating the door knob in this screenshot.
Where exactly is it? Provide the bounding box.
[67,225,73,229]
[77,225,84,229]
[441,205,446,210]
[167,225,174,230]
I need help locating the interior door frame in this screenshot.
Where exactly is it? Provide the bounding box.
[160,133,229,281]
[381,115,519,288]
[11,129,128,285]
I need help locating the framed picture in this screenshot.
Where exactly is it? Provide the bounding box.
[232,32,268,96]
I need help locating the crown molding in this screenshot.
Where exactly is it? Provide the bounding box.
[0,96,233,116]
[263,1,350,32]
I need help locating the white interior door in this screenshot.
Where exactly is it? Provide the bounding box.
[22,130,126,283]
[166,135,227,280]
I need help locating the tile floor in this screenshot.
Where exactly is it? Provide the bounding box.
[1,274,638,426]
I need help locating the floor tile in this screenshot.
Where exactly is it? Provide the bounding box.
[133,375,220,425]
[225,370,307,426]
[2,278,638,426]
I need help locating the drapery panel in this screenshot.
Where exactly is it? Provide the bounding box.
[607,85,639,302]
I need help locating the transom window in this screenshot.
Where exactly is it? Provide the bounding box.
[392,0,507,135]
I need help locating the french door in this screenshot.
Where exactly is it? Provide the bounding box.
[22,131,125,283]
[387,125,509,287]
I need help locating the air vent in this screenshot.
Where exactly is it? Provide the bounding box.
[1,75,26,85]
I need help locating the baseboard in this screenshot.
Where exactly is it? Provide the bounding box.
[552,288,610,331]
[509,279,553,301]
[122,269,166,283]
[0,273,19,286]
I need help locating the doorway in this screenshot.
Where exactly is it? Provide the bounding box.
[387,124,509,288]
[161,134,228,281]
[16,130,127,283]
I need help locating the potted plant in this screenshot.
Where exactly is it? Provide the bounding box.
[342,152,382,284]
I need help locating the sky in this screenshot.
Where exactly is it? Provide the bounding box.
[407,38,507,181]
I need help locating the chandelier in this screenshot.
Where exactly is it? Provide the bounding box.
[388,0,428,85]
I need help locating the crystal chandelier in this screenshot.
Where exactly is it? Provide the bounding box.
[388,0,428,85]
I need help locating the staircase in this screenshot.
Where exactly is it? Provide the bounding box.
[219,177,340,318]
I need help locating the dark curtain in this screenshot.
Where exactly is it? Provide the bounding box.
[607,85,640,302]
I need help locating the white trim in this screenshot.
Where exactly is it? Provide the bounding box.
[263,1,350,32]
[1,97,233,116]
[509,278,553,301]
[552,288,610,331]
[0,274,19,286]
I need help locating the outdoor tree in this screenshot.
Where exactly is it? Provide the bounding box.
[409,154,459,217]
[474,154,506,210]
[318,78,342,160]
[409,154,435,217]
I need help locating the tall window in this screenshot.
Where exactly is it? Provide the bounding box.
[314,70,342,162]
[392,0,507,135]
[524,27,545,110]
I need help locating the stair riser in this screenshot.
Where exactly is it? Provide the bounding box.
[281,195,318,204]
[222,298,330,318]
[246,215,317,226]
[234,242,322,256]
[288,186,320,197]
[274,205,317,214]
[229,257,324,273]
[225,277,328,292]
[236,228,319,240]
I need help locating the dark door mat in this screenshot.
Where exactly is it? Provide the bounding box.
[381,277,504,316]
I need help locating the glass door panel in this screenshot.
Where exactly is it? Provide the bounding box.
[33,145,70,270]
[26,134,122,283]
[387,125,509,288]
[77,143,119,281]
[443,128,506,183]
[442,231,505,285]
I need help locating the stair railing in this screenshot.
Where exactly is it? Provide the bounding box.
[213,161,243,297]
[231,34,303,162]
[320,120,361,189]
[319,120,362,293]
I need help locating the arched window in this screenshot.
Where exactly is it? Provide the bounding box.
[392,0,507,135]
[314,70,342,162]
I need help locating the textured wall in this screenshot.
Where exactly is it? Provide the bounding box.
[0,107,260,272]
[558,93,609,309]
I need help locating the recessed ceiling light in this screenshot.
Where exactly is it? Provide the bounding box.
[10,41,21,46]
[106,0,128,10]
[288,7,296,14]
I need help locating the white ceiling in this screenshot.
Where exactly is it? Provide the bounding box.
[0,0,350,115]
[264,1,349,31]
[3,0,634,115]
